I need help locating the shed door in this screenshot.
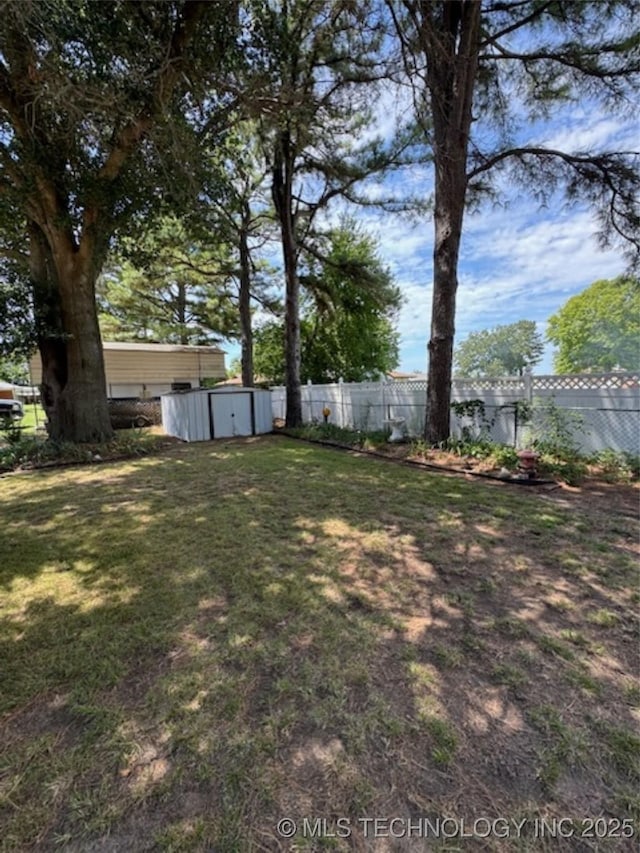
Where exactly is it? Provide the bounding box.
[210,393,253,438]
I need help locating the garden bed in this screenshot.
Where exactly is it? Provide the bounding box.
[278,424,640,518]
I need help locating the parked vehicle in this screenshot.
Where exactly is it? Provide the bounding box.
[0,397,24,423]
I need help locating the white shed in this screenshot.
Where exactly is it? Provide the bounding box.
[161,387,272,442]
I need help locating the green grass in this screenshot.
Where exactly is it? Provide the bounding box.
[17,403,47,433]
[588,608,620,628]
[491,663,528,690]
[527,706,591,790]
[0,435,638,851]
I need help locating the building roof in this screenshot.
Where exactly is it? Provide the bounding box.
[213,376,243,386]
[215,375,271,387]
[386,370,426,380]
[103,341,225,354]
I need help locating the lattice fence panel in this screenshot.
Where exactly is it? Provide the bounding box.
[453,377,527,393]
[532,373,639,391]
[386,379,428,392]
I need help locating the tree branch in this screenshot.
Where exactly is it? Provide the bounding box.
[480,1,555,48]
[482,40,640,77]
[467,146,638,180]
[97,1,209,184]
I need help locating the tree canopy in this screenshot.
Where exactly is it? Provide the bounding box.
[454,320,544,378]
[98,218,238,346]
[389,0,640,442]
[0,354,28,385]
[249,0,415,425]
[547,276,640,373]
[0,0,237,441]
[253,225,401,384]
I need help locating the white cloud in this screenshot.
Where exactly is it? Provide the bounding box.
[358,80,415,146]
[534,114,636,153]
[389,204,627,372]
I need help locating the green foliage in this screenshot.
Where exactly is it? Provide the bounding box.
[441,436,496,459]
[0,355,29,384]
[255,310,399,386]
[0,421,26,445]
[450,399,495,442]
[522,397,585,457]
[589,449,640,483]
[454,321,544,378]
[409,438,431,458]
[98,217,238,345]
[254,226,401,384]
[284,423,389,450]
[227,358,242,379]
[547,277,640,373]
[490,445,519,469]
[0,432,164,473]
[536,454,588,487]
[517,397,589,484]
[0,1,238,235]
[0,272,36,362]
[252,323,285,384]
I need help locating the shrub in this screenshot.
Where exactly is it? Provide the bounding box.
[490,445,519,470]
[286,423,391,450]
[0,431,165,473]
[537,453,588,486]
[441,436,496,459]
[450,399,495,443]
[409,438,431,458]
[590,449,640,483]
[521,397,584,457]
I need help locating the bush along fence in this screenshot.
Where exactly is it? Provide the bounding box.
[270,372,640,455]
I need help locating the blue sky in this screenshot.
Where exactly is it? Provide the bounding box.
[223,84,637,378]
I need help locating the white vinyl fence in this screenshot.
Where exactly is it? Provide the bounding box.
[271,373,640,455]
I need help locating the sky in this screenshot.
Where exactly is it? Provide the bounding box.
[222,49,638,378]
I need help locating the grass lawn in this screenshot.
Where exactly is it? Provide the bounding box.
[15,403,47,433]
[1,436,638,851]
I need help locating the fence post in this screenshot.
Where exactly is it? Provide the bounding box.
[338,377,344,427]
[524,368,533,403]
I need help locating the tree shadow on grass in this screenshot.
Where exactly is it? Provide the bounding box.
[0,437,638,851]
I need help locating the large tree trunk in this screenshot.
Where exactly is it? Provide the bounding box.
[238,206,254,387]
[3,1,211,445]
[272,131,302,427]
[30,223,114,443]
[422,1,481,444]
